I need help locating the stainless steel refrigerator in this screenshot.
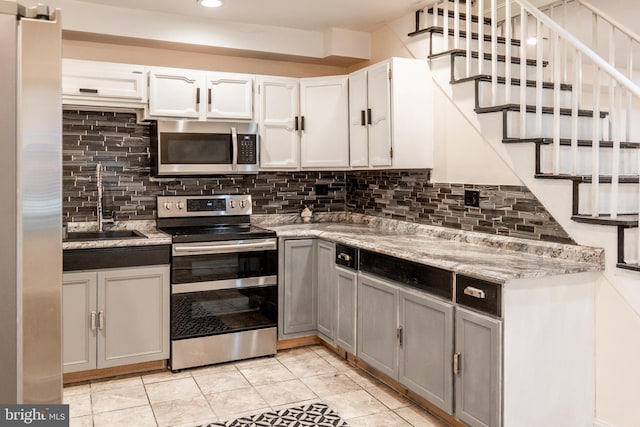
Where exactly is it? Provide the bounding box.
[0,1,62,404]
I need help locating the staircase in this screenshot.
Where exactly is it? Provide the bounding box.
[407,0,640,276]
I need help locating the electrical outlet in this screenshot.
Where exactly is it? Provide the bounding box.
[464,189,480,207]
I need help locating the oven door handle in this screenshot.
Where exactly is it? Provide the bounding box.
[173,239,277,256]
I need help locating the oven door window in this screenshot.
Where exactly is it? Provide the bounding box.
[160,132,231,164]
[172,250,277,284]
[171,286,277,340]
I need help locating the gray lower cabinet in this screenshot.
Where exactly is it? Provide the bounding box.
[335,265,357,354]
[357,273,399,379]
[63,265,170,373]
[316,240,336,342]
[281,239,317,336]
[454,307,502,427]
[399,289,454,415]
[358,273,455,415]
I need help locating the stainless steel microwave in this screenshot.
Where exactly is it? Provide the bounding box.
[150,120,259,176]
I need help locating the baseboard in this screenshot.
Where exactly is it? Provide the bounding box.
[594,418,618,427]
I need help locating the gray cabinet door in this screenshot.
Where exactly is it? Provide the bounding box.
[357,273,398,379]
[316,240,336,342]
[63,272,97,374]
[336,266,357,355]
[455,307,502,427]
[399,289,454,415]
[97,265,170,369]
[282,239,317,335]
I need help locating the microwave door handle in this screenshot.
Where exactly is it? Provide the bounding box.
[231,126,238,171]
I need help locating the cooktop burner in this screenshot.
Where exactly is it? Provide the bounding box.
[160,224,276,243]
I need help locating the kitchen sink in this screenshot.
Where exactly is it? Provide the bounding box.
[64,230,147,241]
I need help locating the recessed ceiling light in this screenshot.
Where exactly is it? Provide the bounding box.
[198,0,222,8]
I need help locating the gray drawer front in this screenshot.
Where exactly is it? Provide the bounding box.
[455,275,501,317]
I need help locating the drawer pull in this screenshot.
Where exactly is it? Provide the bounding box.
[337,253,352,262]
[463,286,486,299]
[79,88,98,94]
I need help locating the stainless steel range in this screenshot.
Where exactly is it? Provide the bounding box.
[157,195,278,371]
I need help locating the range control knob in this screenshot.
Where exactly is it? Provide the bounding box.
[229,200,236,209]
[163,202,172,210]
[240,200,246,209]
[176,201,185,210]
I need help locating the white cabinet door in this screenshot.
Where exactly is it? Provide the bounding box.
[62,59,146,107]
[97,266,170,369]
[63,272,97,374]
[148,69,203,118]
[300,76,349,169]
[206,72,254,120]
[348,69,369,168]
[258,76,300,169]
[316,240,336,342]
[367,62,392,167]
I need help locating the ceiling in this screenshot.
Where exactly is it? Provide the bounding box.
[74,0,430,32]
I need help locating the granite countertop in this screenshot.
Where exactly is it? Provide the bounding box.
[62,221,172,250]
[253,213,605,284]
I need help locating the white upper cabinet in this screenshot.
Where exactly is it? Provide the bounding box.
[148,68,203,119]
[205,72,254,120]
[147,68,254,121]
[257,74,349,171]
[348,57,433,169]
[299,76,350,169]
[256,76,300,170]
[62,59,147,108]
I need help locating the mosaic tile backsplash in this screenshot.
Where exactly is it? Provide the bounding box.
[63,110,573,243]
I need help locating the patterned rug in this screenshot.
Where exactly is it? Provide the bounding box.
[201,402,348,427]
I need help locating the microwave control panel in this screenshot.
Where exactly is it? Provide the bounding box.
[237,135,257,164]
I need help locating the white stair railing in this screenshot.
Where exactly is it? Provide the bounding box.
[420,0,640,264]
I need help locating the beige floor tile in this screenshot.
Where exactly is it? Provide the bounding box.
[63,383,91,397]
[145,377,202,405]
[152,395,215,427]
[310,345,335,358]
[270,398,321,412]
[254,378,317,407]
[232,355,280,369]
[367,385,411,410]
[275,346,315,361]
[64,392,92,418]
[280,353,337,378]
[91,376,143,393]
[194,369,251,395]
[69,415,93,427]
[189,362,238,378]
[322,353,355,372]
[141,369,191,385]
[343,368,382,388]
[348,410,413,427]
[91,384,149,414]
[206,387,270,418]
[93,404,156,427]
[394,405,448,427]
[238,362,296,386]
[322,389,387,420]
[300,372,362,397]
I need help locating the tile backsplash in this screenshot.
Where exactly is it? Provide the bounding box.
[63,110,573,244]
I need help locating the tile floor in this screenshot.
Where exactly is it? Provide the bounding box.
[64,345,448,427]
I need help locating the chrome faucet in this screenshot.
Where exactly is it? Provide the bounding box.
[96,162,114,232]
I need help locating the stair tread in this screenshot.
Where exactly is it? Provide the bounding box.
[572,214,639,227]
[535,173,640,183]
[425,7,493,26]
[412,25,522,47]
[503,138,640,149]
[430,48,548,67]
[475,103,608,118]
[617,263,640,272]
[456,74,573,91]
